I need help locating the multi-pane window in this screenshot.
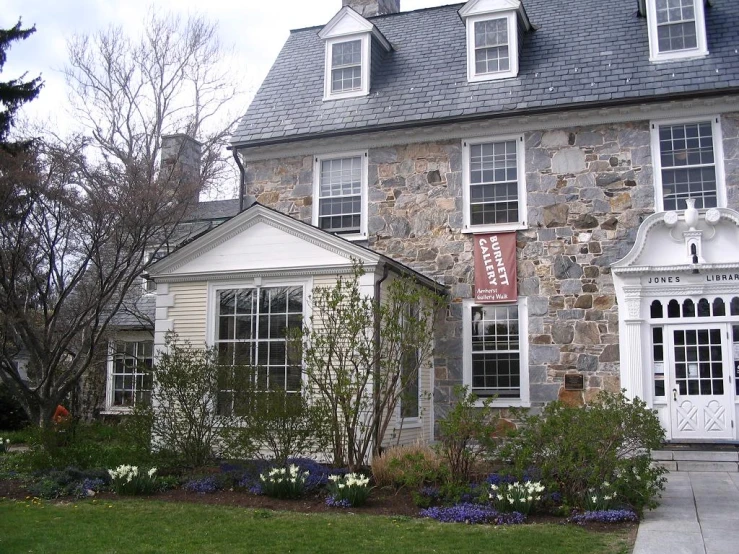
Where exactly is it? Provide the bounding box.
[468,140,519,226]
[400,304,420,419]
[109,340,153,408]
[470,304,520,398]
[655,0,698,53]
[215,286,303,415]
[474,18,509,75]
[331,40,362,94]
[657,121,717,211]
[318,156,363,234]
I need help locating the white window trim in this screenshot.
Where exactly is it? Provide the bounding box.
[646,0,708,63]
[466,12,519,82]
[650,115,726,212]
[463,297,529,408]
[103,332,154,414]
[323,34,370,101]
[312,150,369,241]
[462,134,527,233]
[206,276,313,391]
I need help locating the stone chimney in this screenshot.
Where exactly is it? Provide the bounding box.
[342,0,401,17]
[161,134,202,202]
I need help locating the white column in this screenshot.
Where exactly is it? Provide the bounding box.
[621,294,646,401]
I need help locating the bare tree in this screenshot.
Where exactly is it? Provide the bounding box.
[63,9,241,193]
[0,137,200,426]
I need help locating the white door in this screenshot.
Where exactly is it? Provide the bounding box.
[668,325,734,440]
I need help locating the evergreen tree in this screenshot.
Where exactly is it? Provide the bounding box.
[0,21,42,145]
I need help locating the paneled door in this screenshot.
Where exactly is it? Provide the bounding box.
[668,326,734,440]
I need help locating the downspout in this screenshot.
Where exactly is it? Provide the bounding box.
[232,147,247,212]
[373,262,390,458]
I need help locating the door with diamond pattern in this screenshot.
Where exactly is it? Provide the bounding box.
[668,325,734,440]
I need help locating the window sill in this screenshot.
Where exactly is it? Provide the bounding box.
[473,399,530,409]
[400,417,422,428]
[468,70,518,83]
[100,409,134,416]
[462,222,527,234]
[323,90,368,102]
[649,50,708,64]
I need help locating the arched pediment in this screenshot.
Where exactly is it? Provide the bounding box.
[612,208,739,273]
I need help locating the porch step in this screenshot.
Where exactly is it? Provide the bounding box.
[652,447,739,472]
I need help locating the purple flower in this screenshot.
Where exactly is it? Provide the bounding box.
[325,495,352,508]
[419,503,524,525]
[568,509,639,524]
[184,477,220,494]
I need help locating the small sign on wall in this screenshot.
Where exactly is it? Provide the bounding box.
[474,232,517,303]
[564,374,585,391]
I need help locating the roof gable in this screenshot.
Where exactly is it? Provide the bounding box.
[318,6,392,51]
[459,0,531,30]
[149,204,381,279]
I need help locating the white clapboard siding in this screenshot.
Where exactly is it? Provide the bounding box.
[167,282,209,347]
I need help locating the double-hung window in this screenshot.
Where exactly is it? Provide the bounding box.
[464,11,519,82]
[463,135,526,232]
[324,35,371,100]
[463,299,529,405]
[646,0,708,61]
[215,285,304,416]
[651,118,725,211]
[313,153,368,239]
[106,339,153,410]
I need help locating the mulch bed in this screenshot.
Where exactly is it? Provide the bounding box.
[0,476,638,540]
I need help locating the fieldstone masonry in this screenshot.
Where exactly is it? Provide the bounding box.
[244,114,739,420]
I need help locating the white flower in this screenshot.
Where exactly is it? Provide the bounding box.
[338,483,345,489]
[604,495,612,501]
[490,484,498,491]
[148,468,157,478]
[329,475,340,482]
[497,494,504,501]
[603,481,610,488]
[591,496,597,503]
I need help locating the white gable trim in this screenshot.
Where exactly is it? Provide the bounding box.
[319,7,392,51]
[149,204,381,278]
[459,0,531,31]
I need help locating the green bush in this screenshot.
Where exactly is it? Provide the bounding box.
[500,391,667,513]
[435,386,501,484]
[326,473,372,507]
[0,383,30,431]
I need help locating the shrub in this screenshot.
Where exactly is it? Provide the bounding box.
[108,465,159,495]
[501,391,667,513]
[326,472,371,507]
[0,383,30,431]
[224,390,330,467]
[435,386,502,484]
[140,334,253,468]
[259,464,308,499]
[372,443,445,489]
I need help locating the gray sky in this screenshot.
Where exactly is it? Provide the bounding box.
[2,0,456,131]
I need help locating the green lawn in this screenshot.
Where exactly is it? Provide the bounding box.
[0,498,631,554]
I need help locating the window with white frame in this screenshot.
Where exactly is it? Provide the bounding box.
[107,339,153,410]
[324,36,370,100]
[313,153,367,239]
[399,304,420,420]
[651,118,724,211]
[465,12,518,82]
[463,299,529,404]
[646,0,708,61]
[215,286,303,416]
[463,136,526,232]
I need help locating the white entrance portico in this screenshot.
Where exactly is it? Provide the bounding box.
[613,205,739,442]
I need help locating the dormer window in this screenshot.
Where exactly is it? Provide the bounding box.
[645,0,708,62]
[319,6,392,101]
[330,39,364,95]
[459,0,531,83]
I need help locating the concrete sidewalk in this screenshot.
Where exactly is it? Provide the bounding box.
[632,472,739,554]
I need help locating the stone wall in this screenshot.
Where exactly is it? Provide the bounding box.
[244,114,739,420]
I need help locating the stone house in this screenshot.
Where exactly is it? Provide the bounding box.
[114,0,739,446]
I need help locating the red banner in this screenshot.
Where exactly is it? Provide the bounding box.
[474,232,517,303]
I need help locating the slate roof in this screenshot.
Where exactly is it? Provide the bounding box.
[187,198,241,222]
[231,0,739,147]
